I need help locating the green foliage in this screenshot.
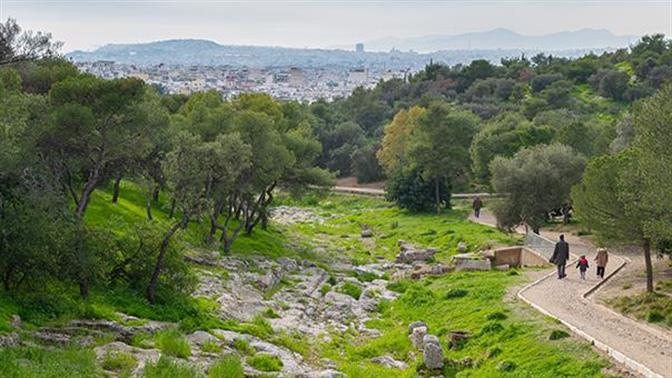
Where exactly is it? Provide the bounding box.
[339,281,363,300]
[201,340,222,353]
[208,355,244,378]
[491,144,586,232]
[319,284,332,296]
[233,338,254,355]
[155,329,192,358]
[262,308,280,319]
[246,353,283,372]
[385,168,450,213]
[444,288,469,299]
[549,330,570,340]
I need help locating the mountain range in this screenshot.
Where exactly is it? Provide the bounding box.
[361,28,638,52]
[66,28,639,69]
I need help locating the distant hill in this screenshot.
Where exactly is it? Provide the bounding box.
[66,32,629,69]
[362,28,638,53]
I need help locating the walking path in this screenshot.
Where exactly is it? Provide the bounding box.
[470,210,672,378]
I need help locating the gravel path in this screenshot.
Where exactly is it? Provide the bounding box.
[470,210,672,378]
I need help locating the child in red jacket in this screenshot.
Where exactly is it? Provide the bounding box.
[576,255,589,280]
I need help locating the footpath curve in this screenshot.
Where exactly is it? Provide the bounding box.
[470,211,672,378]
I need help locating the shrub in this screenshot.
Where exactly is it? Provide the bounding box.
[444,288,469,299]
[385,168,450,213]
[208,355,244,378]
[647,310,664,323]
[327,275,338,286]
[486,311,508,321]
[401,286,435,307]
[549,330,570,340]
[339,282,363,300]
[143,356,200,378]
[247,353,283,372]
[479,322,504,335]
[386,280,411,294]
[155,329,191,358]
[487,346,502,358]
[102,350,138,372]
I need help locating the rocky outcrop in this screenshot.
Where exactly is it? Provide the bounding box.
[395,240,438,263]
[453,253,491,271]
[371,355,409,369]
[95,341,161,376]
[270,206,326,225]
[422,334,444,370]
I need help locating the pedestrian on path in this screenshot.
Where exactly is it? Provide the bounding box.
[576,255,589,280]
[594,247,609,279]
[472,196,483,218]
[550,234,570,279]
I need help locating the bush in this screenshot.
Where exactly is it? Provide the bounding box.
[208,355,244,378]
[479,322,504,335]
[549,330,570,340]
[486,311,508,321]
[143,356,200,378]
[385,168,450,212]
[444,288,469,299]
[155,329,191,358]
[262,308,280,319]
[647,310,665,323]
[102,350,138,372]
[247,353,283,372]
[339,282,363,300]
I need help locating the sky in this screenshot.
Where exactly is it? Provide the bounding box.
[1,0,670,52]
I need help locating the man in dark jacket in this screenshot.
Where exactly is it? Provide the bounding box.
[550,234,570,279]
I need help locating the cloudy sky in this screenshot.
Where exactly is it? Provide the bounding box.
[1,0,670,52]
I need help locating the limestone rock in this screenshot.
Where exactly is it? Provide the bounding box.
[396,241,438,263]
[95,341,160,375]
[361,229,374,238]
[408,321,428,334]
[187,330,218,347]
[371,355,409,369]
[318,369,346,378]
[410,326,428,349]
[453,253,491,271]
[423,337,444,370]
[448,331,471,350]
[10,314,21,329]
[0,332,20,347]
[457,242,468,253]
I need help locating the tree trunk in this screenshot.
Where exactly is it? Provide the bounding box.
[152,184,161,203]
[643,238,654,293]
[146,197,153,220]
[79,281,89,299]
[112,175,122,204]
[168,198,177,218]
[147,217,186,304]
[434,177,441,214]
[76,178,98,219]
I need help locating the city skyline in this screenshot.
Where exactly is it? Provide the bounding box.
[0,0,669,52]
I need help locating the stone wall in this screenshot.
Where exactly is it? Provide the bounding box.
[524,232,556,259]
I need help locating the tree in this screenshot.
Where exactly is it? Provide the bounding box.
[42,76,151,219]
[406,102,478,213]
[571,153,658,292]
[0,18,62,66]
[470,113,554,183]
[385,168,450,213]
[490,144,585,233]
[377,106,425,175]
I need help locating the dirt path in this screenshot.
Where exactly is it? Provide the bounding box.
[470,210,672,378]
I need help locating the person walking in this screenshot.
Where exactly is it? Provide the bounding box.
[550,234,570,279]
[595,247,609,279]
[576,255,589,280]
[472,196,483,218]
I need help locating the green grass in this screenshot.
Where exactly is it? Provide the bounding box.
[246,353,283,372]
[0,346,101,377]
[143,356,202,378]
[339,281,363,300]
[232,337,254,355]
[608,292,672,329]
[320,271,608,377]
[102,350,138,373]
[201,340,222,353]
[279,193,519,265]
[155,329,192,359]
[208,355,244,378]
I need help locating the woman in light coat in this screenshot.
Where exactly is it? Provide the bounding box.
[594,248,609,279]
